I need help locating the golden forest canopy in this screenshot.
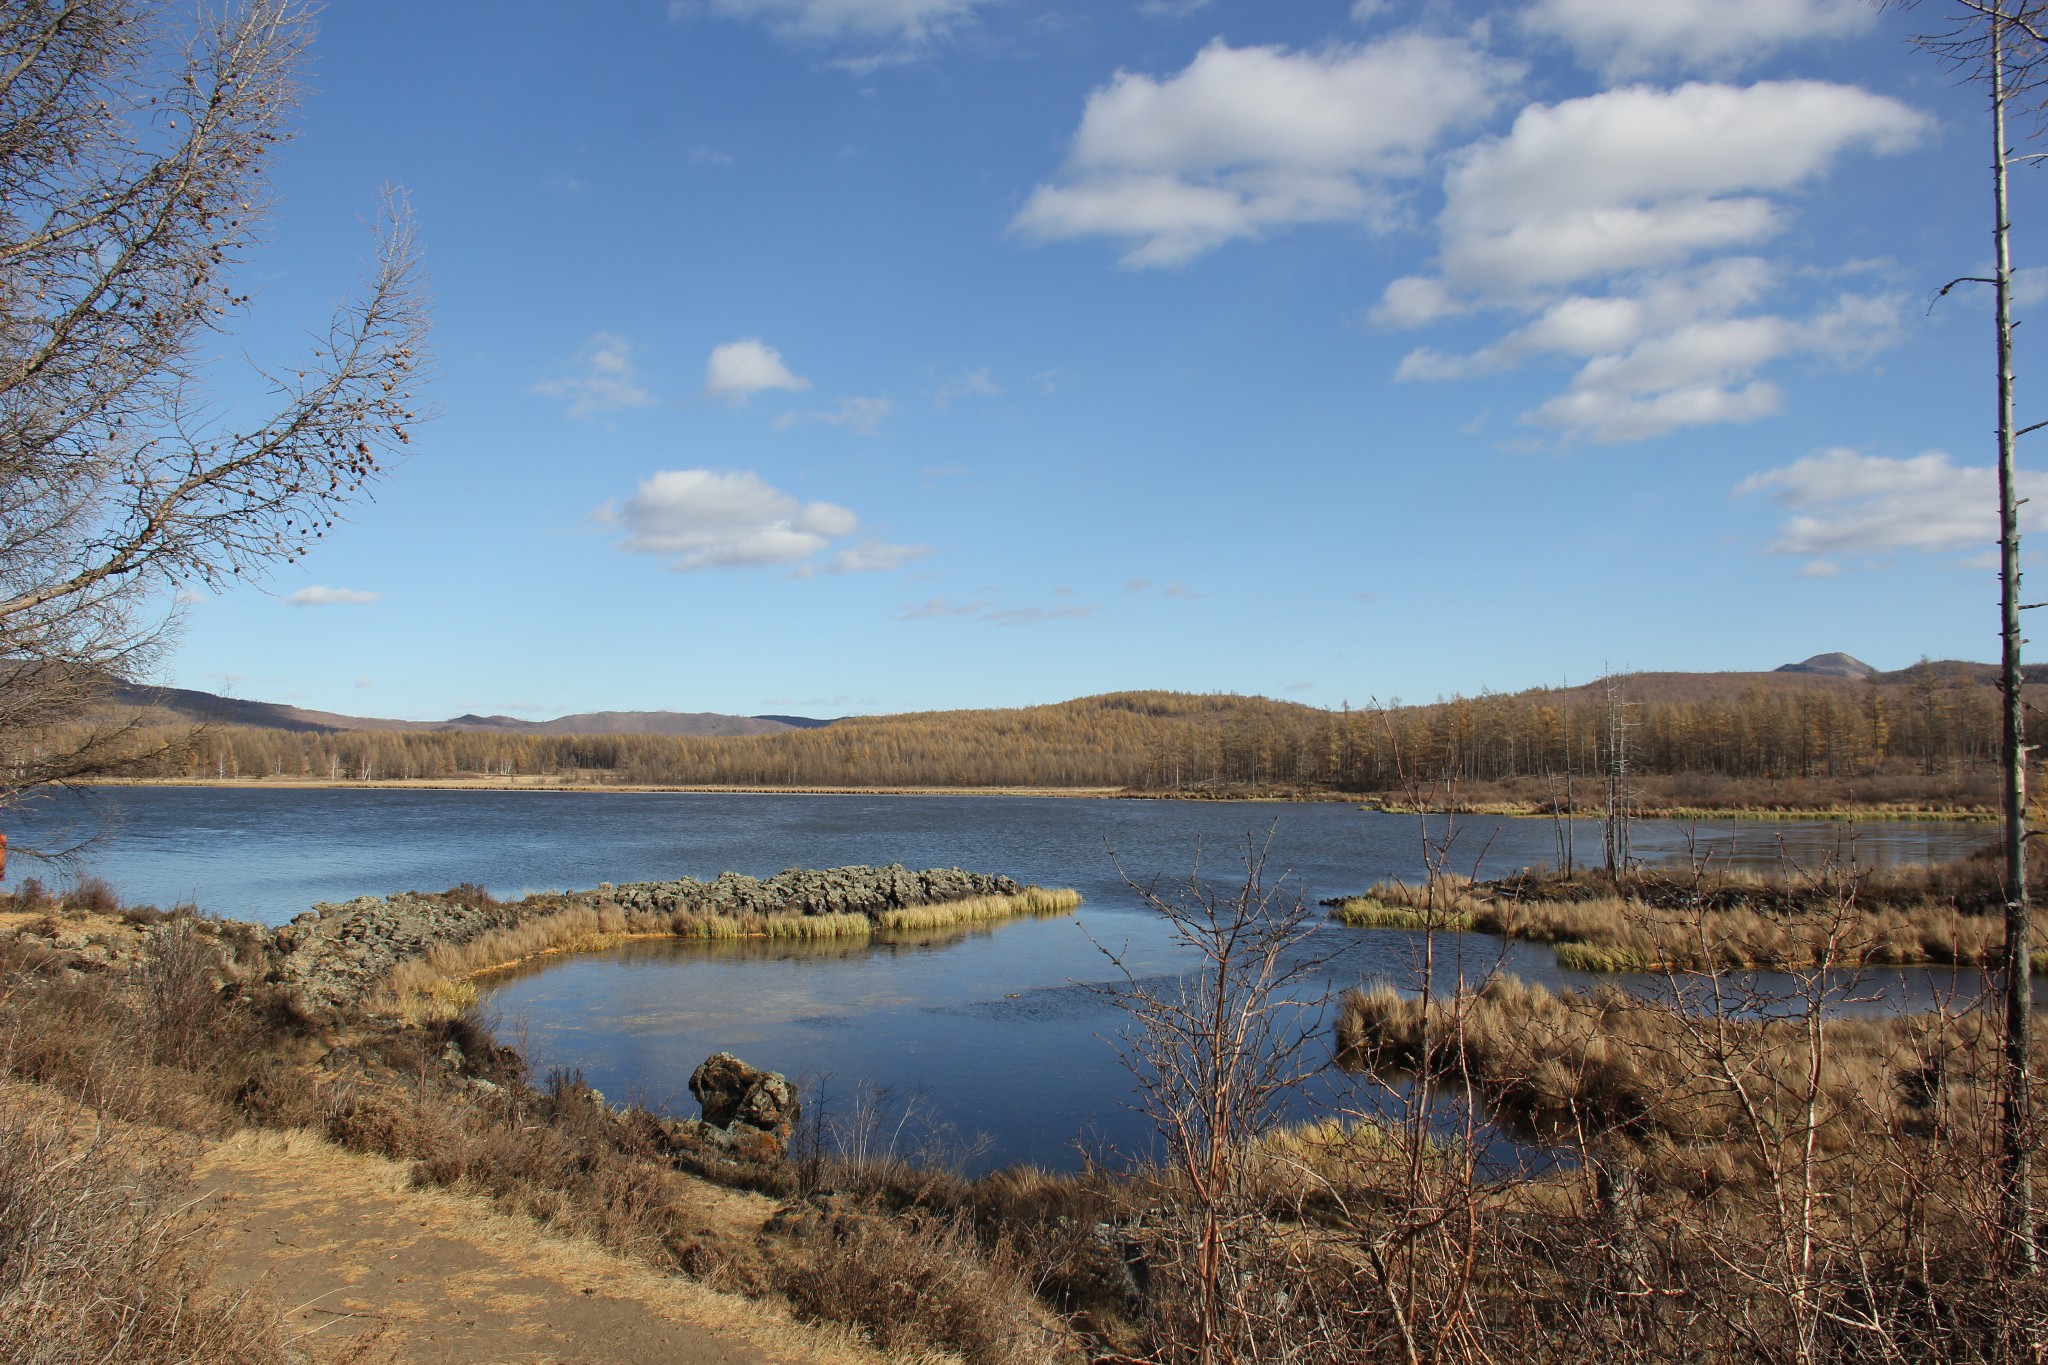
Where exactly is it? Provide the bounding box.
[62,663,2030,799]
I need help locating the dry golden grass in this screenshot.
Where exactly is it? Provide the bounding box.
[1334,973,1997,1163]
[1333,868,2033,974]
[874,887,1081,932]
[381,888,1080,1020]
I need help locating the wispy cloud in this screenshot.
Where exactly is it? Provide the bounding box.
[933,367,1002,407]
[776,395,893,434]
[287,586,381,607]
[897,593,1095,626]
[534,332,655,418]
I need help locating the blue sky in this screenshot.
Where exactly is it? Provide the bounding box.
[167,0,2048,719]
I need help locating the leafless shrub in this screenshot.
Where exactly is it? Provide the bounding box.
[775,1207,1055,1365]
[0,1096,288,1363]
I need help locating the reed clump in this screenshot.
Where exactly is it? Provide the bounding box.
[1333,856,2032,973]
[1335,974,1981,1160]
[875,886,1082,932]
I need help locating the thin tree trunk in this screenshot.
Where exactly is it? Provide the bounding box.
[1991,8,2037,1273]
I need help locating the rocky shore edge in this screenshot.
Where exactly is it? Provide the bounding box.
[274,864,1077,1014]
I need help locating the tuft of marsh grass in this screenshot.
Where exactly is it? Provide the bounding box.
[1329,860,2039,974]
[875,887,1081,933]
[1331,898,1474,932]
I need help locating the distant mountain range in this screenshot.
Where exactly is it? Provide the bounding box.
[95,656,2035,739]
[102,682,832,737]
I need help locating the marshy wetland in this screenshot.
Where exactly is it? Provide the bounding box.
[17,787,2006,1168]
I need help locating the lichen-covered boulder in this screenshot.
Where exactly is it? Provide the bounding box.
[689,1051,800,1158]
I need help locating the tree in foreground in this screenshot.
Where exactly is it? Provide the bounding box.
[1899,0,2048,1273]
[0,0,428,818]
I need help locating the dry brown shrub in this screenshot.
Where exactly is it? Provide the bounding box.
[775,1206,1056,1365]
[0,1096,288,1364]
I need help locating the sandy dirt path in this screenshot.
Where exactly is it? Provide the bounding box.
[192,1129,855,1365]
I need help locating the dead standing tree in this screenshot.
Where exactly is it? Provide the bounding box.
[1898,0,2048,1272]
[0,0,429,817]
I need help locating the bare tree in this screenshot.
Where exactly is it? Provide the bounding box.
[0,0,429,816]
[1098,839,1328,1365]
[1897,0,2048,1272]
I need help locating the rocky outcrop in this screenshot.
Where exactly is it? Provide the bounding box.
[274,889,521,1015]
[603,865,1019,919]
[686,1051,800,1160]
[271,865,1024,1015]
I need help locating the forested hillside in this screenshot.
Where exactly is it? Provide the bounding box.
[57,662,2028,805]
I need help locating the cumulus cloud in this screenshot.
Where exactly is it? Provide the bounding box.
[705,339,811,402]
[1013,35,1519,267]
[1384,80,1925,442]
[287,587,381,607]
[1738,448,2048,572]
[1526,0,1876,77]
[600,469,918,572]
[1429,82,1924,298]
[776,395,893,434]
[534,332,655,418]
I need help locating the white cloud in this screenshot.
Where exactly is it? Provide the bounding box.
[1430,82,1925,298]
[677,0,986,41]
[776,395,893,434]
[1527,0,1876,77]
[1738,448,2048,572]
[704,339,811,402]
[287,586,381,607]
[1383,81,1924,442]
[600,469,871,571]
[1013,35,1519,268]
[534,332,655,418]
[353,676,374,687]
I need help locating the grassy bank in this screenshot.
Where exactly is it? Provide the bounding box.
[1332,843,2039,972]
[381,886,1082,1020]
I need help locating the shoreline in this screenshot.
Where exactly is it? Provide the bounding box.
[87,776,2000,822]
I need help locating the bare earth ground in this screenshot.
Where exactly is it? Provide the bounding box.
[191,1128,872,1365]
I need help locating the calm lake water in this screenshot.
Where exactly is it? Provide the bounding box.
[12,787,2006,1171]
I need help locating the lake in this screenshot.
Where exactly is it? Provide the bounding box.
[11,787,2004,1170]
